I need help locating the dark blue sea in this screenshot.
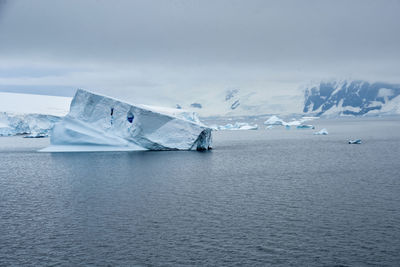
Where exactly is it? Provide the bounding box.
[1,117,400,266]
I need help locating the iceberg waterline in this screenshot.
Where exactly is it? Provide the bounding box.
[41,89,212,152]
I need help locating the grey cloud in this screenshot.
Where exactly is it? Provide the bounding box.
[0,0,399,114]
[1,0,399,65]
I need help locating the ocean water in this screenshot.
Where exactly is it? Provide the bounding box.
[1,117,400,266]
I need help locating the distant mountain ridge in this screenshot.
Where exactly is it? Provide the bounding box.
[303,80,400,116]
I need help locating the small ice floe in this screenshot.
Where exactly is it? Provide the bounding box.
[314,128,328,135]
[348,139,362,144]
[218,122,258,130]
[208,124,219,131]
[296,124,315,129]
[265,125,274,129]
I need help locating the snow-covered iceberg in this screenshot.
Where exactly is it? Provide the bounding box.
[218,122,258,130]
[314,128,328,135]
[41,89,212,152]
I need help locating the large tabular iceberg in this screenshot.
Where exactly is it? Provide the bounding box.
[41,89,212,152]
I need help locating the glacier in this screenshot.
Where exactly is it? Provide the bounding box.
[0,112,62,137]
[0,92,71,137]
[41,89,212,152]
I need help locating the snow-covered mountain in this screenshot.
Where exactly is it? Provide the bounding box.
[303,80,400,116]
[177,88,302,117]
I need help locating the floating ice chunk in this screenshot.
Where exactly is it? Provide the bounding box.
[285,120,301,126]
[41,89,212,152]
[237,123,258,130]
[265,125,274,129]
[218,122,258,130]
[264,115,286,125]
[314,128,328,135]
[296,124,315,129]
[348,139,362,144]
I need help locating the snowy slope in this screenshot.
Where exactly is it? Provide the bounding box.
[176,88,302,117]
[0,92,72,136]
[303,80,400,116]
[0,92,71,116]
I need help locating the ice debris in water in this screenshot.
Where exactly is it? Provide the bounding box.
[41,89,212,152]
[314,128,328,135]
[218,122,258,130]
[296,124,315,129]
[265,125,274,129]
[264,116,318,127]
[348,139,362,144]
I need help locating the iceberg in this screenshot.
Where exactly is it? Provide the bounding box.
[348,139,362,144]
[313,128,328,135]
[264,115,286,125]
[41,89,212,152]
[218,122,258,130]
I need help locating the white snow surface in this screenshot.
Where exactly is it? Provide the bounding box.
[0,92,71,116]
[0,92,72,136]
[42,89,212,152]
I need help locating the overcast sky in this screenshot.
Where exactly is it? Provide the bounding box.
[0,0,399,113]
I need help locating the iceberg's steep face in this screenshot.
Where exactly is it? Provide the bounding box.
[43,89,212,152]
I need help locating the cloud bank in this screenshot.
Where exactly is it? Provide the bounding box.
[0,0,399,114]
